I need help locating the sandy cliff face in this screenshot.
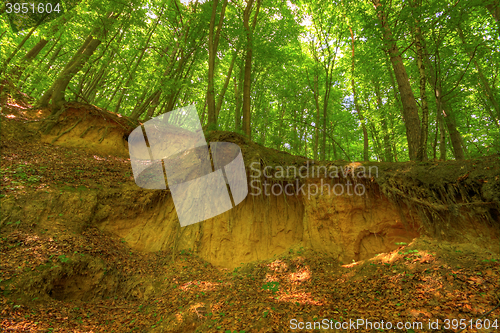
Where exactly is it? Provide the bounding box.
[96,179,421,268]
[95,174,497,268]
[301,180,420,262]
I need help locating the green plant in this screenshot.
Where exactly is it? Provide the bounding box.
[58,255,70,263]
[27,175,41,183]
[262,281,279,294]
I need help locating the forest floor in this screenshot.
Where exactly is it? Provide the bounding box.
[1,100,500,332]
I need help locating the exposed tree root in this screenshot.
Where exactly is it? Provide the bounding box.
[99,125,111,144]
[38,105,67,135]
[79,125,94,138]
[51,117,83,144]
[385,187,449,210]
[54,116,67,135]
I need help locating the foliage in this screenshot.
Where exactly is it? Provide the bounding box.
[0,0,498,161]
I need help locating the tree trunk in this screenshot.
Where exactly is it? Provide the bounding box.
[415,26,429,161]
[437,99,447,161]
[364,96,382,161]
[373,78,393,162]
[349,26,368,161]
[432,110,438,159]
[83,28,124,104]
[143,91,162,121]
[206,0,229,129]
[241,0,261,139]
[215,47,237,120]
[313,74,320,161]
[372,0,421,160]
[0,25,38,77]
[234,66,244,131]
[425,57,465,160]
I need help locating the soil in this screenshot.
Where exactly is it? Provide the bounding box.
[1,97,499,332]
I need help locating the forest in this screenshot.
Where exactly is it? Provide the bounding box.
[1,0,498,160]
[1,0,500,332]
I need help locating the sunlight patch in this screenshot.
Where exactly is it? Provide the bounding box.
[287,267,311,283]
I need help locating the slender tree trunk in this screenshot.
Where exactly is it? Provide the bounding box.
[200,98,208,126]
[136,89,161,121]
[385,60,400,162]
[0,25,38,77]
[349,26,368,161]
[241,0,261,139]
[365,96,382,161]
[373,78,393,162]
[206,0,229,129]
[415,27,429,161]
[313,74,320,161]
[321,103,327,160]
[372,0,421,160]
[321,63,334,160]
[83,28,124,104]
[103,75,126,110]
[76,65,93,100]
[206,0,219,127]
[143,91,161,121]
[425,57,465,160]
[83,67,106,103]
[234,66,244,131]
[42,45,63,74]
[215,47,237,119]
[432,112,439,159]
[321,63,334,161]
[20,39,57,90]
[441,102,465,160]
[437,101,446,161]
[369,123,382,161]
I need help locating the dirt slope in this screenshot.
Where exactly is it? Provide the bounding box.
[1,100,499,332]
